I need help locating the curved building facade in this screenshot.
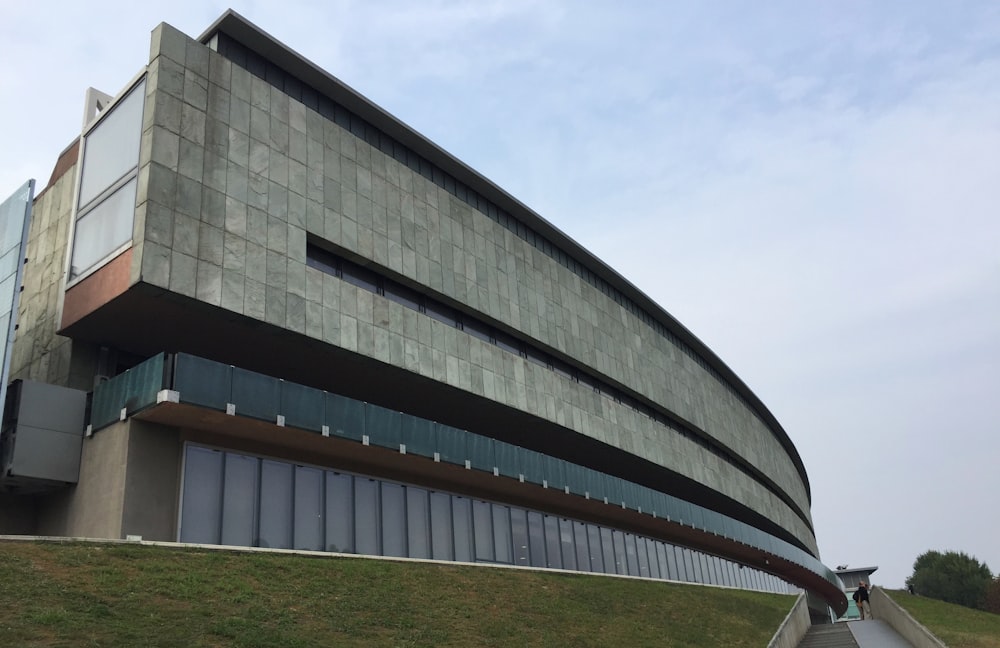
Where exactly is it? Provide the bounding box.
[0,11,846,619]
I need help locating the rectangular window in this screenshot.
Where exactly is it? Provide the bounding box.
[381,482,406,557]
[543,515,562,569]
[179,446,223,544]
[325,471,354,553]
[587,524,605,574]
[72,78,145,280]
[430,491,453,561]
[559,518,576,571]
[511,507,529,566]
[527,511,546,568]
[491,504,512,565]
[293,466,324,551]
[221,452,257,547]
[355,478,380,555]
[452,496,473,562]
[406,487,430,559]
[472,500,493,563]
[259,460,293,549]
[573,522,590,573]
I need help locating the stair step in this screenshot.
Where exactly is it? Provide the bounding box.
[797,623,858,648]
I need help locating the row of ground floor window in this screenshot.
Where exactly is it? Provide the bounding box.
[180,444,795,593]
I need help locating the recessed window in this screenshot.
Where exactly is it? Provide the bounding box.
[71,78,145,280]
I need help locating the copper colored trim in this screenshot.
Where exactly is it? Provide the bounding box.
[61,249,133,330]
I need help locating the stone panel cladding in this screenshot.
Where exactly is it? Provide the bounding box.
[133,23,817,554]
[10,152,77,387]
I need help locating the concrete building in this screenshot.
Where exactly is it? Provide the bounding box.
[0,10,846,619]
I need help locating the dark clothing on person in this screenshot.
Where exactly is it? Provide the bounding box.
[853,584,870,603]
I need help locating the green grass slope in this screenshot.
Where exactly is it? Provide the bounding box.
[885,589,1000,648]
[0,540,795,647]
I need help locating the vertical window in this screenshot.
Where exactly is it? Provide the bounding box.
[573,522,590,573]
[543,515,562,569]
[624,533,640,577]
[179,446,223,544]
[406,487,430,559]
[325,472,354,553]
[611,531,627,575]
[355,478,380,555]
[258,460,293,549]
[527,511,546,568]
[655,542,669,581]
[646,539,661,579]
[430,492,454,561]
[293,466,324,551]
[600,527,617,575]
[559,518,576,571]
[72,78,145,279]
[491,504,513,565]
[221,452,257,547]
[511,507,530,566]
[587,524,605,573]
[472,500,493,562]
[666,544,680,581]
[452,496,473,562]
[381,482,406,557]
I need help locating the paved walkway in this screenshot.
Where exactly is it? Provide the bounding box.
[848,619,914,647]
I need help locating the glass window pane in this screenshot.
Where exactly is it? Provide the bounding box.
[559,518,576,571]
[600,527,617,574]
[259,460,293,549]
[527,511,546,568]
[666,543,680,581]
[587,524,604,573]
[624,533,640,576]
[452,496,473,562]
[683,548,696,582]
[293,466,323,551]
[473,500,493,562]
[406,486,430,559]
[646,539,661,579]
[71,177,136,277]
[543,515,562,569]
[325,472,354,553]
[430,492,453,561]
[655,542,669,580]
[491,504,512,565]
[355,477,380,555]
[179,446,222,544]
[221,452,258,547]
[573,522,590,573]
[381,482,406,557]
[78,79,145,207]
[511,507,529,567]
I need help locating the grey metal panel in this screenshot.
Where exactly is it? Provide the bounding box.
[1,380,87,486]
[5,425,83,483]
[15,380,88,435]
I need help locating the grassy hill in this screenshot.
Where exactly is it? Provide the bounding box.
[0,539,795,647]
[884,589,1000,648]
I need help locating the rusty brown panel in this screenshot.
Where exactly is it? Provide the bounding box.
[61,248,133,330]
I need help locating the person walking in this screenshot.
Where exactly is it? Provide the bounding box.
[853,581,872,620]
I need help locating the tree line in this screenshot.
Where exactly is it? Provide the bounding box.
[905,550,999,613]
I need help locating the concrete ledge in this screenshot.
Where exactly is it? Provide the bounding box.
[767,592,810,648]
[871,587,947,648]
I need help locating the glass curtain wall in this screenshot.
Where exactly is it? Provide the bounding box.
[179,444,794,594]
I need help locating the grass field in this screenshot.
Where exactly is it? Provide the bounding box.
[0,540,796,647]
[884,589,1000,648]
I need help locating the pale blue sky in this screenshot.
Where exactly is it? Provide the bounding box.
[2,1,998,588]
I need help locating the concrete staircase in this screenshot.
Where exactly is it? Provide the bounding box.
[797,623,859,648]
